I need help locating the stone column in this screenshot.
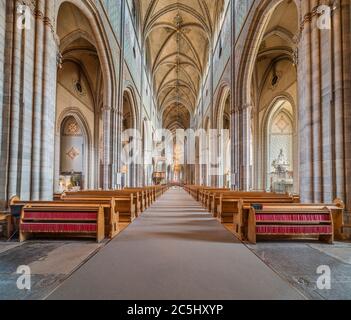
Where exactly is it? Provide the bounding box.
[298,0,314,203]
[195,135,200,185]
[311,0,323,202]
[20,1,37,200]
[0,0,11,208]
[115,0,125,189]
[102,105,112,189]
[144,134,153,185]
[110,108,116,189]
[209,128,218,187]
[7,0,23,199]
[116,110,123,188]
[340,0,351,217]
[230,0,238,191]
[315,0,335,203]
[217,131,224,187]
[111,108,119,189]
[135,135,143,187]
[39,1,58,200]
[298,0,351,210]
[239,104,252,191]
[31,0,45,199]
[332,0,345,204]
[230,108,239,190]
[203,137,209,186]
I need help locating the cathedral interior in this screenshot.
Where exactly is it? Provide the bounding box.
[0,0,350,301]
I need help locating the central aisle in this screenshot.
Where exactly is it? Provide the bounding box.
[48,188,304,300]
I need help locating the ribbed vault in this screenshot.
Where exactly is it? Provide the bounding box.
[140,0,224,131]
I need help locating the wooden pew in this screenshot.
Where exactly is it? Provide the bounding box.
[62,192,136,223]
[53,193,63,201]
[0,212,12,239]
[184,185,203,201]
[64,190,140,217]
[248,200,344,241]
[19,203,105,243]
[231,198,304,241]
[217,192,298,224]
[201,188,229,210]
[124,188,150,211]
[248,206,334,244]
[155,185,167,198]
[208,191,300,217]
[143,187,155,203]
[10,196,119,239]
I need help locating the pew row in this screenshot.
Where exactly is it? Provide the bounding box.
[62,192,136,223]
[211,191,300,217]
[184,185,206,201]
[19,204,105,243]
[200,189,230,209]
[245,201,344,241]
[0,212,12,239]
[10,196,119,239]
[248,206,335,244]
[217,193,299,224]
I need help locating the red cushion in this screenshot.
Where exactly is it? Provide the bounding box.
[21,223,97,233]
[256,225,332,235]
[23,212,97,221]
[256,214,331,222]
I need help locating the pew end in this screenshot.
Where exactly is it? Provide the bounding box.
[248,207,334,244]
[19,204,105,243]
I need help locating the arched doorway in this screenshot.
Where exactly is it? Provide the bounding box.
[264,99,296,193]
[58,116,89,191]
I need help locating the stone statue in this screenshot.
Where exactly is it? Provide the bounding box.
[272,149,289,174]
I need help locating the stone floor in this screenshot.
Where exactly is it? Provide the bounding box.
[0,240,104,300]
[247,241,351,300]
[0,188,350,300]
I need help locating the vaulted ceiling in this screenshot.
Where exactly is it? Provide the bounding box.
[255,0,298,92]
[140,0,224,131]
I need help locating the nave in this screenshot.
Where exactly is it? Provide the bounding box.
[47,188,303,300]
[0,0,351,302]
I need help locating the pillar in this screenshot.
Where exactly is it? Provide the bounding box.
[340,0,351,218]
[39,1,58,200]
[7,0,23,199]
[298,0,314,202]
[238,104,252,191]
[31,0,45,199]
[230,108,239,190]
[0,0,11,209]
[102,105,112,189]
